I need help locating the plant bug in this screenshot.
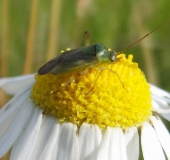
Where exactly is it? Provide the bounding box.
[38,43,118,75]
[38,23,168,76]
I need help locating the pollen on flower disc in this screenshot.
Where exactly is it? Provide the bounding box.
[31,54,152,129]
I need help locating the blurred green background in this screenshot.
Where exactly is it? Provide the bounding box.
[0,0,170,92]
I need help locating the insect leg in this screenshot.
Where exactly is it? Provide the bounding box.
[76,31,90,47]
[50,78,75,96]
[85,70,104,95]
[99,67,129,93]
[50,69,91,96]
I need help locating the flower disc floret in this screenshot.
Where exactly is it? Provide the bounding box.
[31,54,152,129]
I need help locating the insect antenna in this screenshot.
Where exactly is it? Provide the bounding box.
[117,22,169,55]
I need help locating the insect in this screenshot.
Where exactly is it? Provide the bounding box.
[38,23,168,76]
[38,43,118,75]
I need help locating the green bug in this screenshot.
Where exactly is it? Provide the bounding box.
[38,43,117,75]
[38,23,168,75]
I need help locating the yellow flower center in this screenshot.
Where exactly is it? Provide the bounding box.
[31,54,152,129]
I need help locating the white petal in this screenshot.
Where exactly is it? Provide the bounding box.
[150,116,170,159]
[0,89,31,125]
[152,99,170,121]
[97,127,127,160]
[151,99,170,114]
[124,127,139,160]
[10,107,42,160]
[55,123,79,160]
[29,115,55,159]
[150,84,170,100]
[30,116,59,160]
[0,108,18,138]
[39,119,60,160]
[79,124,102,160]
[160,113,170,121]
[141,122,165,160]
[49,129,61,160]
[0,99,34,158]
[0,74,35,95]
[152,98,170,113]
[150,84,170,111]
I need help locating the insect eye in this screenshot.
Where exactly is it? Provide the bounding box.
[111,56,116,62]
[110,51,117,62]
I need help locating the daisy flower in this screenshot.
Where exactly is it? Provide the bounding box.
[0,53,170,160]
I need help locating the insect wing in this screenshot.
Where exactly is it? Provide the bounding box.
[38,44,98,75]
[38,47,86,75]
[49,51,99,74]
